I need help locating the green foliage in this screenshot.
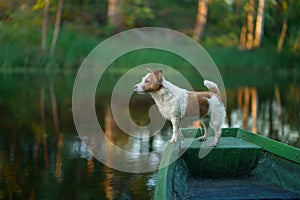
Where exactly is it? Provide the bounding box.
[0,21,99,69]
[207,47,298,70]
[0,0,300,71]
[204,33,239,47]
[54,27,99,68]
[0,21,38,68]
[33,0,45,10]
[151,0,196,29]
[123,0,155,28]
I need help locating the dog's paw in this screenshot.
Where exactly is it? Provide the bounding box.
[169,138,177,143]
[197,136,207,142]
[209,140,219,147]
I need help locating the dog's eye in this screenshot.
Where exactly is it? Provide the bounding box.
[145,79,151,83]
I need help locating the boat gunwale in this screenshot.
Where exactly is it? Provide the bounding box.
[154,128,300,200]
[180,128,300,164]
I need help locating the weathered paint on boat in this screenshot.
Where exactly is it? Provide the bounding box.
[154,128,300,200]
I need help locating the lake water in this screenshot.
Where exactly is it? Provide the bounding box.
[0,70,299,199]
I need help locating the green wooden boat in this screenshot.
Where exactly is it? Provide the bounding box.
[154,128,300,200]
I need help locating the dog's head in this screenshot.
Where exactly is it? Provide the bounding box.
[134,68,164,94]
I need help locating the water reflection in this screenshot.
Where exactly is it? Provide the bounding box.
[234,87,258,132]
[0,74,299,199]
[227,83,300,146]
[0,76,156,199]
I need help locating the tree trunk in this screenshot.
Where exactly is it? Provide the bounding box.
[41,0,50,54]
[193,0,208,41]
[253,0,265,48]
[50,0,64,56]
[239,25,247,49]
[277,22,288,53]
[292,28,300,52]
[245,0,255,50]
[234,0,242,13]
[277,0,294,53]
[107,0,123,30]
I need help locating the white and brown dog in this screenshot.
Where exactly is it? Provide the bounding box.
[134,69,226,146]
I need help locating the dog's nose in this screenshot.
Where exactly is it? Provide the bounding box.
[134,84,138,90]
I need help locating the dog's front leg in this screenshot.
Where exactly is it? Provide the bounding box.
[197,131,208,142]
[169,118,180,143]
[198,125,209,142]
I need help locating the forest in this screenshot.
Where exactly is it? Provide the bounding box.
[0,0,299,71]
[1,1,300,199]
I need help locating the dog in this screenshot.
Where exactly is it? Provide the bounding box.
[134,69,226,146]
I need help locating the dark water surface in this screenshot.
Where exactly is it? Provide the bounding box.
[0,70,299,199]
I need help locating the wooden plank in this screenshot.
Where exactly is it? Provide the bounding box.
[154,141,180,200]
[181,128,300,164]
[236,128,300,164]
[181,127,238,138]
[187,178,300,200]
[181,137,261,178]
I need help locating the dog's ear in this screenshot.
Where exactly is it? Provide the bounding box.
[154,69,163,83]
[146,68,153,73]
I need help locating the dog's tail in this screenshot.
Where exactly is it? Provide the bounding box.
[204,80,220,96]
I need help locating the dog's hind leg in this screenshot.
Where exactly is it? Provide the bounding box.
[197,117,211,142]
[209,118,223,146]
[209,127,221,147]
[197,119,210,142]
[169,118,180,143]
[207,97,225,146]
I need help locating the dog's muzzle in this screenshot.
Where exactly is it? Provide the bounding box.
[134,84,146,94]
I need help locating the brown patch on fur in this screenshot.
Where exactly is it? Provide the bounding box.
[154,70,163,83]
[185,92,211,117]
[142,72,163,92]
